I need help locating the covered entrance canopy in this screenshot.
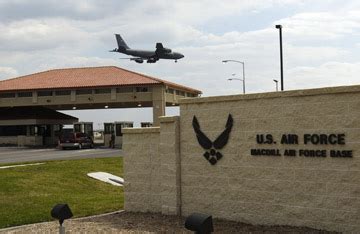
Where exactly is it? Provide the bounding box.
[0,106,78,146]
[0,66,201,125]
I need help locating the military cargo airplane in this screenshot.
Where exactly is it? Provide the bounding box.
[109,34,184,63]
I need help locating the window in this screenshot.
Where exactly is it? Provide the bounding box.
[187,93,198,97]
[18,92,32,97]
[0,93,15,98]
[38,91,53,96]
[117,87,133,93]
[29,126,37,136]
[116,124,122,136]
[76,132,86,138]
[141,122,153,127]
[74,124,81,132]
[166,89,174,94]
[76,89,92,95]
[84,124,93,135]
[176,90,185,96]
[123,123,133,128]
[136,87,151,92]
[55,90,71,96]
[0,126,26,136]
[104,124,114,134]
[94,89,111,94]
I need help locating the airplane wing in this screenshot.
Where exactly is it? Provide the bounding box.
[118,57,142,60]
[119,57,159,64]
[119,57,145,63]
[155,43,171,54]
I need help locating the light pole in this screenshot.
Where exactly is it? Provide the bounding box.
[228,77,244,93]
[222,60,245,94]
[273,79,279,92]
[275,25,284,91]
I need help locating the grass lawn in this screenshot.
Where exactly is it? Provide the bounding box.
[0,157,123,228]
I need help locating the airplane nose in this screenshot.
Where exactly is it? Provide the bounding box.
[178,53,184,59]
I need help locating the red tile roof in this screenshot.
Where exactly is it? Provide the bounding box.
[0,66,201,94]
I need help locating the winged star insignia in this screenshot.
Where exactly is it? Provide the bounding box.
[192,114,233,165]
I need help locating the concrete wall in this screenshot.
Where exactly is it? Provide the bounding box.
[123,116,181,215]
[0,136,17,145]
[122,85,360,233]
[123,127,162,212]
[0,136,43,146]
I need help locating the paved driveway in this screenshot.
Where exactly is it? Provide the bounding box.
[0,147,122,164]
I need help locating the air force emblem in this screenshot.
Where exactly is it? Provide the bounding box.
[192,114,233,165]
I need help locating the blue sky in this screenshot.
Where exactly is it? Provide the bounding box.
[0,0,359,127]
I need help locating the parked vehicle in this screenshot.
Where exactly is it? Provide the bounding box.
[58,132,94,150]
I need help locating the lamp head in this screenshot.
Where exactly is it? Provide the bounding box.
[275,24,282,29]
[185,213,214,233]
[51,204,73,226]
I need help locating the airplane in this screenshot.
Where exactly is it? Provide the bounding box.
[109,34,184,63]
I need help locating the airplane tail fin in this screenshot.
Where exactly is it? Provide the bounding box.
[115,34,130,50]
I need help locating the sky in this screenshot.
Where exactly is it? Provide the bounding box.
[0,0,359,128]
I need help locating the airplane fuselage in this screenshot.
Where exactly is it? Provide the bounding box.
[111,34,184,63]
[122,49,184,60]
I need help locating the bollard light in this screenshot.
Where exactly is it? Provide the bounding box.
[185,213,214,234]
[51,203,73,234]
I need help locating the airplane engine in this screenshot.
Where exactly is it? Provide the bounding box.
[135,58,143,63]
[147,58,157,63]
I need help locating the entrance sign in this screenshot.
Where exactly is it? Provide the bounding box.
[192,114,233,165]
[252,133,353,157]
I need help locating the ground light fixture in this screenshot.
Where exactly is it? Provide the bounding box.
[185,213,214,233]
[51,203,73,234]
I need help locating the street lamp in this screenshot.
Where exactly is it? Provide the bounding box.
[275,25,284,91]
[222,60,245,94]
[273,79,279,92]
[228,75,245,93]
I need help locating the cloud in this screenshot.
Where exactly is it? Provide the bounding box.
[0,66,18,80]
[287,62,360,89]
[0,19,89,51]
[0,0,132,22]
[275,11,360,41]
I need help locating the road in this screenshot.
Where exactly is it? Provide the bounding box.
[0,147,122,164]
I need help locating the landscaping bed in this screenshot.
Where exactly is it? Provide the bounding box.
[1,211,336,233]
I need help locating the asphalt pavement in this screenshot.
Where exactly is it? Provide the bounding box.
[0,147,122,164]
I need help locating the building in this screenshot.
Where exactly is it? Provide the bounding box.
[0,66,202,126]
[0,106,77,146]
[0,66,201,146]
